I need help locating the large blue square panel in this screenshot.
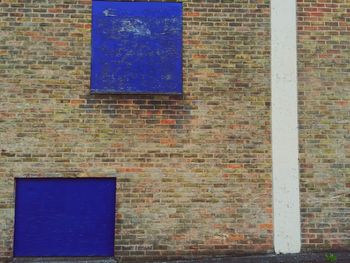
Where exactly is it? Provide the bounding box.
[91,1,182,94]
[14,178,116,257]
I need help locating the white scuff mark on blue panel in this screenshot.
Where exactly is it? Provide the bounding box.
[103,9,116,17]
[119,19,151,36]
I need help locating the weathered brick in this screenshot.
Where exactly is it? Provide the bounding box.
[2,0,347,261]
[298,0,350,252]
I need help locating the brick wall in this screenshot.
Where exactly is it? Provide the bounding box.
[0,0,272,261]
[298,0,350,251]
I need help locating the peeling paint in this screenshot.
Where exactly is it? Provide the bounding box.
[103,9,116,17]
[119,19,151,36]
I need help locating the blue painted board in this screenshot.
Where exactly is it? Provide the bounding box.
[14,178,116,257]
[91,1,182,94]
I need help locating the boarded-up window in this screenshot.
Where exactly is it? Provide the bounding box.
[14,178,116,257]
[91,1,183,94]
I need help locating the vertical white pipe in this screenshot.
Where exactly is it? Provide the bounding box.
[271,0,301,254]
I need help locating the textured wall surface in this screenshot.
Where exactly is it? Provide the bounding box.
[0,0,271,261]
[297,0,350,251]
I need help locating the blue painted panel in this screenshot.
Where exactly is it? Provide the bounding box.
[91,1,182,94]
[14,178,116,257]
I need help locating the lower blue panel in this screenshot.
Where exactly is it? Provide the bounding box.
[14,178,116,257]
